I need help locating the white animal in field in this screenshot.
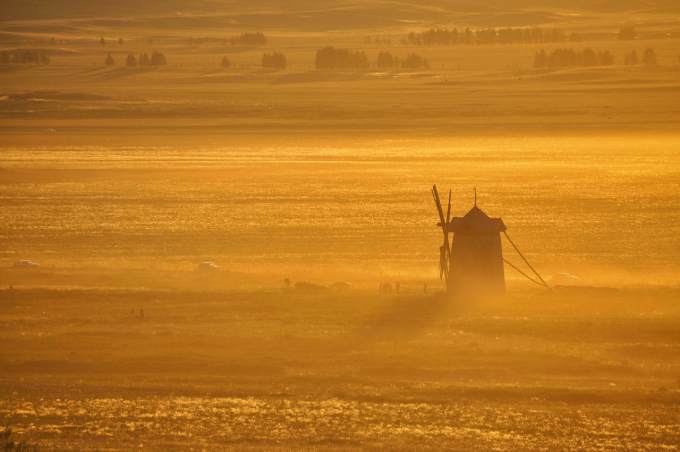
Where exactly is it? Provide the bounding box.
[13,260,39,269]
[196,261,221,272]
[549,272,581,287]
[330,281,351,291]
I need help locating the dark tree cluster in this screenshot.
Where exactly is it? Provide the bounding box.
[0,49,50,65]
[533,48,614,68]
[377,51,429,69]
[262,52,286,69]
[221,56,231,68]
[230,32,267,46]
[112,51,167,67]
[644,48,658,66]
[407,27,568,46]
[402,53,429,69]
[315,47,368,70]
[376,51,395,69]
[624,48,657,66]
[150,51,167,65]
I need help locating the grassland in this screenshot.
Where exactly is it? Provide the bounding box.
[1,0,680,144]
[2,287,680,449]
[1,1,680,450]
[2,137,680,289]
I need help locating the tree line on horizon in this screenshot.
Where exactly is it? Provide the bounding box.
[376,51,429,69]
[105,51,167,66]
[617,25,663,43]
[218,52,287,70]
[624,49,657,66]
[407,27,570,46]
[533,48,614,68]
[533,47,660,69]
[315,47,368,69]
[0,49,50,65]
[229,32,267,46]
[97,45,673,72]
[215,48,431,71]
[408,25,660,46]
[261,51,286,69]
[315,47,428,70]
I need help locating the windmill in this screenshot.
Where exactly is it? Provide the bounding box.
[431,185,549,295]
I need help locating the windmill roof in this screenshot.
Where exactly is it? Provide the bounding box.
[447,205,506,234]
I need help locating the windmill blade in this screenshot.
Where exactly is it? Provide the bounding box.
[443,189,452,263]
[445,189,452,223]
[431,185,446,231]
[432,185,451,282]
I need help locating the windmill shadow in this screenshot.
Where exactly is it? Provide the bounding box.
[351,292,464,343]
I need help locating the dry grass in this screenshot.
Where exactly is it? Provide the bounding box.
[1,287,680,449]
[1,1,680,449]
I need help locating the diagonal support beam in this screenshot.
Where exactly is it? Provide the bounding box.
[503,258,545,287]
[503,231,550,289]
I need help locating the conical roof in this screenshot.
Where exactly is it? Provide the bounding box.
[447,205,506,234]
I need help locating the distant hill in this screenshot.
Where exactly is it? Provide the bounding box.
[2,0,678,22]
[0,0,219,20]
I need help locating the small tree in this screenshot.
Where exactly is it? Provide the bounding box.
[402,53,428,69]
[126,54,137,67]
[105,53,115,65]
[151,51,167,66]
[624,50,638,66]
[100,37,106,46]
[642,48,657,66]
[118,38,124,45]
[534,49,547,68]
[376,51,395,69]
[139,53,150,66]
[262,51,286,70]
[221,56,231,68]
[582,47,597,66]
[229,32,267,46]
[315,47,367,70]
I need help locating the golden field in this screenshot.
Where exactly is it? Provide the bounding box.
[1,1,680,449]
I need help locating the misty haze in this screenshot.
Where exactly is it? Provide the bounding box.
[1,0,680,450]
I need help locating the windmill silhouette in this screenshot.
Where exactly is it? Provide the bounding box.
[431,185,548,295]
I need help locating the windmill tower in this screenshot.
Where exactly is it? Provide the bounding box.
[432,185,548,295]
